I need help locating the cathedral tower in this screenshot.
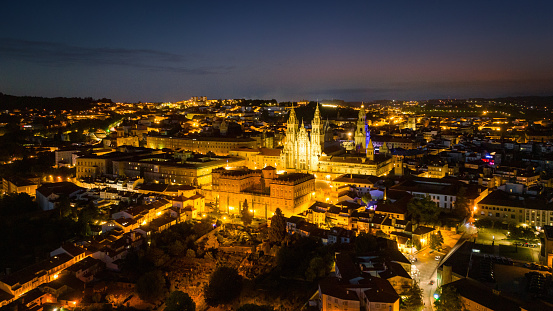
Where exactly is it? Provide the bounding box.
[282,108,299,169]
[366,138,374,161]
[354,106,367,148]
[297,119,311,171]
[380,142,389,155]
[310,104,323,170]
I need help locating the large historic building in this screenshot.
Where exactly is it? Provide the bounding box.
[281,105,402,177]
[212,166,315,217]
[281,104,328,171]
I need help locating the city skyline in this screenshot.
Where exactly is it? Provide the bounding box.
[1,1,553,102]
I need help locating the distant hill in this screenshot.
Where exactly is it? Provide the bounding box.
[0,93,113,111]
[468,96,553,107]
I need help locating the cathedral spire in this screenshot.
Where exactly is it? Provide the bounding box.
[366,138,374,160]
[314,102,320,118]
[380,142,389,155]
[289,107,297,123]
[355,105,367,149]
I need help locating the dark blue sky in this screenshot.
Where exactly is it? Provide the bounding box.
[1,1,552,102]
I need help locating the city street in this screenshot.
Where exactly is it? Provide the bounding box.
[409,230,463,311]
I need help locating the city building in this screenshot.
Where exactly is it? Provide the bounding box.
[111,152,244,187]
[2,177,38,197]
[392,177,488,210]
[146,136,258,155]
[76,148,155,179]
[229,147,282,170]
[477,187,553,227]
[317,253,401,311]
[36,182,84,211]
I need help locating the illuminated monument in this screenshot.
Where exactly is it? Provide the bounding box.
[281,105,402,177]
[281,104,325,171]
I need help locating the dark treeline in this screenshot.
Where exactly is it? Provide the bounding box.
[0,92,113,111]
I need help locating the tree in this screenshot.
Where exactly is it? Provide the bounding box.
[168,240,185,257]
[407,196,440,226]
[204,266,243,306]
[434,285,465,311]
[237,304,274,311]
[241,199,253,226]
[136,270,166,302]
[402,281,424,311]
[165,291,195,311]
[146,247,169,267]
[305,256,327,281]
[268,208,286,243]
[453,187,470,219]
[430,231,444,250]
[361,192,372,206]
[474,218,494,229]
[57,195,73,219]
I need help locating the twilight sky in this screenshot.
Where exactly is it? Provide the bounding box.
[1,1,553,102]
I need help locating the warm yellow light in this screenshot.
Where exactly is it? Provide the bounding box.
[53,274,59,279]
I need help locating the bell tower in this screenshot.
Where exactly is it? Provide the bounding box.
[354,105,367,149]
[366,138,374,161]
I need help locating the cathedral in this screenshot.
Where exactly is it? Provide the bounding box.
[281,104,402,177]
[281,104,328,171]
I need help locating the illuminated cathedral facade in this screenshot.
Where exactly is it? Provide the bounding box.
[281,105,402,177]
[281,104,327,171]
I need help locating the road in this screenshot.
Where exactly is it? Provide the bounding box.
[409,230,464,311]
